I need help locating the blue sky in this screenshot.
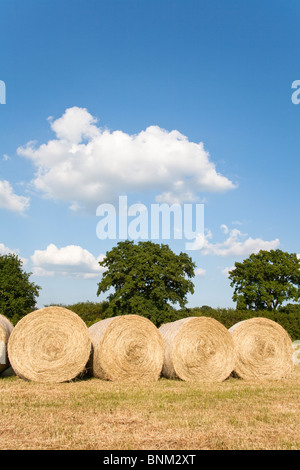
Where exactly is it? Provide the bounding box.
[0,0,299,309]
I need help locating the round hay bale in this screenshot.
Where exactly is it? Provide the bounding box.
[159,316,236,382]
[229,318,294,381]
[0,314,13,374]
[292,340,300,366]
[89,315,164,381]
[7,306,91,383]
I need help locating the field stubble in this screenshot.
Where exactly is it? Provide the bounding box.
[0,366,299,450]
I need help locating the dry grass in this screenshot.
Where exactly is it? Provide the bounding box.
[0,366,299,450]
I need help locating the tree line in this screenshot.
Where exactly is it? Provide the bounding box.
[0,242,299,339]
[51,301,299,341]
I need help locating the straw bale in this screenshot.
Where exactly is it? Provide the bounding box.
[89,315,164,381]
[7,306,91,383]
[159,316,236,382]
[0,314,13,374]
[229,317,294,380]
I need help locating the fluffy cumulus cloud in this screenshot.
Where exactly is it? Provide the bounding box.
[191,226,280,257]
[0,180,29,214]
[17,107,236,212]
[31,244,106,279]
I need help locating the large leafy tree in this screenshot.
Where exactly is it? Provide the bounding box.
[0,254,41,323]
[97,240,196,325]
[228,249,300,310]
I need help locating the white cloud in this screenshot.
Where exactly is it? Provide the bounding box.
[190,226,280,257]
[0,180,29,214]
[221,265,235,277]
[0,243,28,265]
[31,244,106,279]
[232,220,243,226]
[195,267,206,276]
[31,266,56,277]
[156,190,198,205]
[0,243,14,256]
[220,224,229,234]
[17,107,236,212]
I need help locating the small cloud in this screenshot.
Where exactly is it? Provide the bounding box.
[3,154,10,161]
[190,225,280,257]
[220,224,229,234]
[221,266,235,277]
[0,180,30,214]
[195,267,206,276]
[232,220,243,226]
[0,242,27,265]
[31,243,106,278]
[0,243,17,256]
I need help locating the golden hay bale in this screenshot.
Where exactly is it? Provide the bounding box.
[159,316,236,383]
[229,318,294,381]
[89,315,164,381]
[292,340,300,366]
[7,306,91,383]
[0,314,13,374]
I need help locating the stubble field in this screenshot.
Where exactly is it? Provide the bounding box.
[0,366,299,450]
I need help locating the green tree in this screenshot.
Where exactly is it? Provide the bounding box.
[0,253,41,323]
[97,240,196,325]
[228,249,300,311]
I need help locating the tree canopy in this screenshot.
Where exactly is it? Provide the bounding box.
[97,240,196,325]
[0,253,41,323]
[228,249,300,310]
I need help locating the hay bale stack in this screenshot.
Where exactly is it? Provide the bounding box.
[0,314,13,374]
[159,316,236,382]
[7,306,91,383]
[229,318,294,380]
[89,315,164,381]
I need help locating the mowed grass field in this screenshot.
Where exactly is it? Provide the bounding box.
[0,366,299,450]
